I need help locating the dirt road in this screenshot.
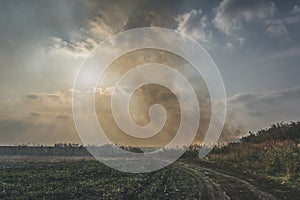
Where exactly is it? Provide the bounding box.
[170,161,277,200]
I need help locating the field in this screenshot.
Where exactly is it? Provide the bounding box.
[0,155,298,200]
[1,123,299,199]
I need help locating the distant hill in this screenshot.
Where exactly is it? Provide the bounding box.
[240,121,300,144]
[205,121,300,182]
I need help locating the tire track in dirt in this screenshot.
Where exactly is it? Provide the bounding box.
[176,161,277,200]
[173,163,230,200]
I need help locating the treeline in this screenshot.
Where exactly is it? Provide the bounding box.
[206,121,300,179]
[240,121,300,144]
[0,144,90,157]
[0,144,154,156]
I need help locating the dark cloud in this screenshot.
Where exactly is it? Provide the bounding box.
[0,91,76,145]
[28,112,42,117]
[228,87,300,130]
[26,92,65,104]
[56,113,71,120]
[27,94,40,100]
[49,0,217,56]
[49,0,136,57]
[123,3,177,30]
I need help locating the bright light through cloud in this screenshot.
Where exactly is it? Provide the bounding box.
[0,0,299,146]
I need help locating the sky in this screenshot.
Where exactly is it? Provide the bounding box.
[0,0,300,145]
